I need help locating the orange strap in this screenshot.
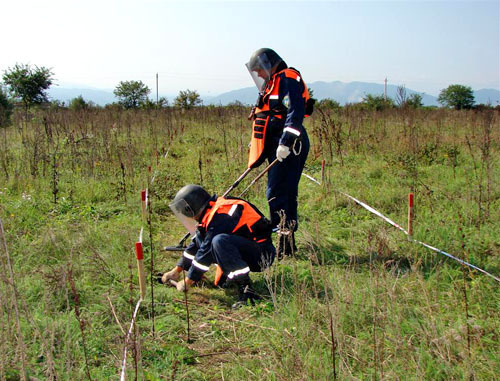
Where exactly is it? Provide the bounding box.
[248,115,269,168]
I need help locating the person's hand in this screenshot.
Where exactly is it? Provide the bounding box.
[247,106,256,120]
[276,145,290,162]
[161,267,180,284]
[176,278,194,292]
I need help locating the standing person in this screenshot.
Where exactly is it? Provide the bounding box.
[246,48,314,256]
[159,184,276,309]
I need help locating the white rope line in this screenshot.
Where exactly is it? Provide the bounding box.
[302,173,500,283]
[119,298,143,381]
[415,240,500,282]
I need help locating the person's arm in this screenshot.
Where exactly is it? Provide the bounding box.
[248,93,263,120]
[186,213,237,282]
[175,238,198,270]
[161,237,198,284]
[278,76,305,147]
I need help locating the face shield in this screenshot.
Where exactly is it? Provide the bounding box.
[169,198,199,235]
[246,53,274,92]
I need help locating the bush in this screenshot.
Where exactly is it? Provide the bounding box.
[0,86,13,127]
[361,93,394,111]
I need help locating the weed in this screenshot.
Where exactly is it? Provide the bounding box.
[0,106,498,379]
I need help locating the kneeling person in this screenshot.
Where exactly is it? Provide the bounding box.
[162,184,275,308]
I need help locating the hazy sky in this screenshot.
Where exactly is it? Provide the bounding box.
[1,0,499,96]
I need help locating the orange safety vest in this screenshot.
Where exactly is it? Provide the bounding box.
[200,197,271,242]
[248,68,312,169]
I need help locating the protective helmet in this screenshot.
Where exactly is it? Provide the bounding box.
[246,48,286,91]
[169,185,211,234]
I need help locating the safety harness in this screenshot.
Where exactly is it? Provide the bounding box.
[248,67,313,168]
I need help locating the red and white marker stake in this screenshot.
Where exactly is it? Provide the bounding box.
[135,241,146,299]
[321,159,326,184]
[408,193,414,238]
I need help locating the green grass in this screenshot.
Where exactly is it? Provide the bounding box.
[0,106,499,380]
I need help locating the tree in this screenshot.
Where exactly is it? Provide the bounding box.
[438,84,475,110]
[395,85,423,109]
[406,93,423,109]
[2,63,54,111]
[395,85,408,107]
[317,98,341,109]
[361,93,394,111]
[0,86,14,127]
[113,80,151,109]
[141,97,169,109]
[227,100,245,107]
[69,95,93,110]
[174,89,202,109]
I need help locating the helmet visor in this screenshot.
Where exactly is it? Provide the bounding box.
[246,54,273,92]
[169,199,198,235]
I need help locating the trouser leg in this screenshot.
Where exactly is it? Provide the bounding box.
[212,234,275,282]
[266,131,310,231]
[212,235,275,308]
[287,132,309,229]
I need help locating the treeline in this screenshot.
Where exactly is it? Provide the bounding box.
[1,63,498,129]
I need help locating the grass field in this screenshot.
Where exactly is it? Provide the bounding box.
[0,106,499,380]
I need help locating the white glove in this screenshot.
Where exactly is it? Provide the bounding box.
[176,278,194,292]
[176,279,188,292]
[161,268,180,284]
[276,145,290,162]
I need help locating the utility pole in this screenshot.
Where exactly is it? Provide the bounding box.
[384,77,387,101]
[156,73,159,105]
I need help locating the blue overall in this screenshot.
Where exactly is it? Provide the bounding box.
[258,67,311,230]
[266,126,309,230]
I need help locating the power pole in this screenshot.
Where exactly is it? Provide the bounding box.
[384,77,387,101]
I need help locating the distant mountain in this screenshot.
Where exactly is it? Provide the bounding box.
[204,88,258,106]
[474,89,500,106]
[207,81,440,106]
[311,81,441,106]
[48,87,117,106]
[47,82,499,108]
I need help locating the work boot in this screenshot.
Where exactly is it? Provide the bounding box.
[216,273,229,289]
[231,279,260,309]
[277,230,297,259]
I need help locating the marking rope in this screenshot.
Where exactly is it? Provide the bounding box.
[302,173,500,283]
[119,298,143,381]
